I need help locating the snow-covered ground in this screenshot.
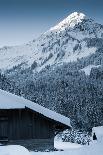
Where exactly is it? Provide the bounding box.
[1,139,103,155]
[0,145,30,155]
[0,139,103,155]
[30,140,103,155]
[1,126,103,155]
[54,140,82,150]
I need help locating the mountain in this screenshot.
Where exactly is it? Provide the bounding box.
[0,12,103,131]
[0,12,103,73]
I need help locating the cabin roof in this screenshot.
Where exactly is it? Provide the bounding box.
[0,89,71,127]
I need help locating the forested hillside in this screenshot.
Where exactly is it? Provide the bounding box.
[0,61,103,132]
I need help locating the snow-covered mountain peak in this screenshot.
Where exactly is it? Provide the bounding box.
[0,12,103,72]
[50,12,86,31]
[67,12,86,19]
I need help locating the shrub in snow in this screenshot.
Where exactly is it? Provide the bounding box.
[59,129,91,145]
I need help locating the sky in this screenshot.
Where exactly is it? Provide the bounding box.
[0,0,103,47]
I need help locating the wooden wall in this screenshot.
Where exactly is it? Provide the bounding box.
[0,108,70,150]
[0,109,55,141]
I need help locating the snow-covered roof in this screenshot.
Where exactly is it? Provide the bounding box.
[0,89,71,127]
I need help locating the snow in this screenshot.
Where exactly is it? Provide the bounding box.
[0,145,30,155]
[63,47,97,63]
[92,126,103,142]
[0,89,71,127]
[81,65,100,75]
[50,12,86,31]
[0,89,25,109]
[0,44,35,71]
[54,140,82,150]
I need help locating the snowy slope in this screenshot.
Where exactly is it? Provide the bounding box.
[80,65,101,75]
[0,44,35,71]
[0,12,103,72]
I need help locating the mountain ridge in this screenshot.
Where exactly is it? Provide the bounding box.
[0,12,103,73]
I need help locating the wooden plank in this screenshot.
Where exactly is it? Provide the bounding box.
[0,108,56,141]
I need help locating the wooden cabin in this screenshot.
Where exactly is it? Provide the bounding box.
[0,89,71,151]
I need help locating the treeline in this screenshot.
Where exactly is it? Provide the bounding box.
[0,72,21,95]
